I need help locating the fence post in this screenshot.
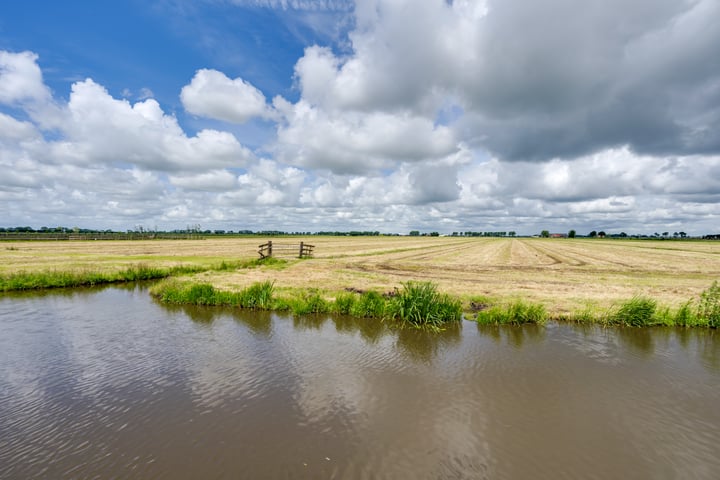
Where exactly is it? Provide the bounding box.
[299,241,304,258]
[268,240,273,257]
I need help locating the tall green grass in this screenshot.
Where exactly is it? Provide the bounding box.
[151,279,720,329]
[475,300,548,325]
[608,296,657,327]
[697,281,720,328]
[564,293,712,328]
[350,291,387,318]
[333,292,357,315]
[285,290,331,315]
[238,281,275,309]
[151,280,276,309]
[386,281,463,327]
[0,264,171,291]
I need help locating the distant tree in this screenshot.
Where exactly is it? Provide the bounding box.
[662,232,669,237]
[429,232,440,237]
[679,231,687,238]
[620,232,628,237]
[409,230,420,236]
[540,230,550,238]
[509,231,516,237]
[598,231,606,238]
[568,229,576,238]
[589,230,597,238]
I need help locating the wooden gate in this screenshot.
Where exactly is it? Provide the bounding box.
[258,240,314,259]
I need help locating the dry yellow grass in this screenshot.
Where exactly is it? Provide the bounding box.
[2,236,719,314]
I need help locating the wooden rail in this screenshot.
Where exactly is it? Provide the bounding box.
[258,240,314,259]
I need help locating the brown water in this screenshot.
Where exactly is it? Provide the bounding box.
[1,285,719,479]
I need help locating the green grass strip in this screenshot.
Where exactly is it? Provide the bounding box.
[151,280,463,328]
[0,258,284,292]
[475,300,548,326]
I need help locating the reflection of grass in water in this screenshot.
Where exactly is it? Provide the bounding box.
[476,323,546,348]
[617,327,655,355]
[330,314,388,344]
[291,313,328,331]
[395,321,462,362]
[232,309,273,336]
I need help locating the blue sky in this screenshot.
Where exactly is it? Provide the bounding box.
[1,1,336,124]
[1,0,719,234]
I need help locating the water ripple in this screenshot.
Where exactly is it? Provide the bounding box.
[1,289,718,479]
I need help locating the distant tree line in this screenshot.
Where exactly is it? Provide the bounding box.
[1,226,717,240]
[450,231,516,237]
[0,226,386,238]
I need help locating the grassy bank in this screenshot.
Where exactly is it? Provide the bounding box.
[151,278,720,329]
[580,281,719,328]
[0,258,283,292]
[2,237,719,323]
[151,280,463,328]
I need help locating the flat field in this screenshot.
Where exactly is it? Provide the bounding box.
[2,237,719,314]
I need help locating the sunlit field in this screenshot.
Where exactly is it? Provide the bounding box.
[2,236,719,315]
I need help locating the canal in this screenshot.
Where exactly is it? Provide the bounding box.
[1,285,718,479]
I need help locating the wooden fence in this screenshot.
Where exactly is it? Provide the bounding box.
[258,240,314,259]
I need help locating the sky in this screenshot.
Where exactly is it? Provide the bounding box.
[1,0,719,235]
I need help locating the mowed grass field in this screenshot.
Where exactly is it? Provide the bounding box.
[2,236,719,315]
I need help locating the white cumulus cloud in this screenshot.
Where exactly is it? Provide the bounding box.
[181,69,272,124]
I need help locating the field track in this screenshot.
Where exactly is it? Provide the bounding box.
[2,237,719,314]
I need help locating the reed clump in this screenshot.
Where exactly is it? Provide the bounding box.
[385,281,463,327]
[238,281,275,309]
[608,296,657,327]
